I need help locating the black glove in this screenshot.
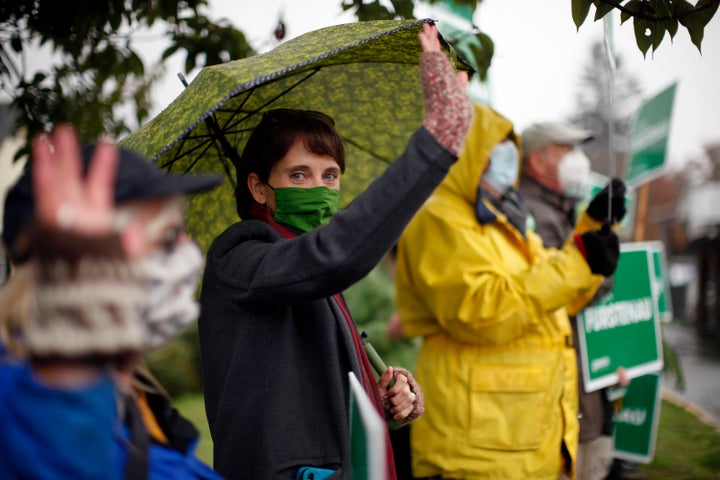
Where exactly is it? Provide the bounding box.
[575,224,620,276]
[586,177,627,224]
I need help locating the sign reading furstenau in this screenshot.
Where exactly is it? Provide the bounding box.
[577,242,664,392]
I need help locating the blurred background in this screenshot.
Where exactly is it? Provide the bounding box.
[1,0,719,441]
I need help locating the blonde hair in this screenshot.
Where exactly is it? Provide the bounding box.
[0,264,35,358]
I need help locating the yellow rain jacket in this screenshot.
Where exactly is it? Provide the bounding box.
[396,103,604,480]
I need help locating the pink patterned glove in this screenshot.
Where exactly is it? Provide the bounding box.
[420,51,473,156]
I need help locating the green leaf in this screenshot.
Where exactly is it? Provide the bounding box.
[633,16,653,57]
[692,0,719,27]
[672,0,695,17]
[680,0,719,52]
[184,51,197,73]
[347,1,393,21]
[390,0,414,19]
[109,9,122,31]
[10,35,23,53]
[651,21,666,50]
[340,0,356,13]
[13,146,29,164]
[161,44,180,61]
[469,32,494,81]
[126,50,144,76]
[593,0,615,21]
[685,22,705,52]
[621,0,643,24]
[663,18,679,40]
[654,0,673,18]
[572,0,593,30]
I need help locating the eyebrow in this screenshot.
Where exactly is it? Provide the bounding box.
[280,164,312,174]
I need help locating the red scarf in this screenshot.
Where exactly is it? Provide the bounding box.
[249,202,396,480]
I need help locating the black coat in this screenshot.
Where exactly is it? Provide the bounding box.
[199,128,456,479]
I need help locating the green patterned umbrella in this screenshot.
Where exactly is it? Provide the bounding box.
[120,19,459,251]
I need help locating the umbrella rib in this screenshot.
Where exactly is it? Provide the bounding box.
[158,137,214,170]
[218,69,320,135]
[180,141,215,174]
[208,139,238,190]
[162,120,238,190]
[343,137,394,164]
[204,113,243,169]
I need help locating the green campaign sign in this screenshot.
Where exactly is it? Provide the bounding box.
[649,242,673,323]
[613,373,662,463]
[627,83,677,186]
[577,243,664,392]
[348,372,385,480]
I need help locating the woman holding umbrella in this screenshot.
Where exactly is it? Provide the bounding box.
[198,23,472,480]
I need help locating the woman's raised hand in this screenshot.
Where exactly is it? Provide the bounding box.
[418,22,441,53]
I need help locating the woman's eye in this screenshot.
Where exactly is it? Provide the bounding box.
[289,171,305,181]
[324,172,338,181]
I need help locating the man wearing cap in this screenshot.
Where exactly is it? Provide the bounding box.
[0,125,223,479]
[519,121,596,245]
[520,122,629,480]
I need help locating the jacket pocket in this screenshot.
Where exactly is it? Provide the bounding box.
[468,364,550,451]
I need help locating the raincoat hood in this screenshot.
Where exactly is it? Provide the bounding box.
[439,103,520,205]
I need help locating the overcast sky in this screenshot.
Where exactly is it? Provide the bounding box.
[147,0,717,169]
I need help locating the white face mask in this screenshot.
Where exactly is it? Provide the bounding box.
[557,148,590,199]
[484,140,519,193]
[138,241,205,349]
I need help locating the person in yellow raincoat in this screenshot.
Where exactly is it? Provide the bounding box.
[395,103,621,480]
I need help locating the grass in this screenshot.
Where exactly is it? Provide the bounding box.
[636,398,720,479]
[174,393,720,477]
[172,393,214,466]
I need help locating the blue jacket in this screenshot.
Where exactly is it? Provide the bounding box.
[0,362,125,480]
[0,362,222,480]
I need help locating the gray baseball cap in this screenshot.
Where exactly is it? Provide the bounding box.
[521,122,593,156]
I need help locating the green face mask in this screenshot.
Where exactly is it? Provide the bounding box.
[271,186,341,233]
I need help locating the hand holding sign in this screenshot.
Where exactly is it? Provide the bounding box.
[587,177,627,224]
[575,224,620,277]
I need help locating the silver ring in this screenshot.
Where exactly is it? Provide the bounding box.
[57,204,75,229]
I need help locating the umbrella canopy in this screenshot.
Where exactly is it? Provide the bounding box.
[120,18,462,251]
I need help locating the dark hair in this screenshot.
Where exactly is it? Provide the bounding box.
[234,109,346,220]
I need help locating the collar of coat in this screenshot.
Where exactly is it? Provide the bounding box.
[476,187,529,238]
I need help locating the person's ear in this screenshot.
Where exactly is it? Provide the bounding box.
[524,150,542,175]
[247,173,266,204]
